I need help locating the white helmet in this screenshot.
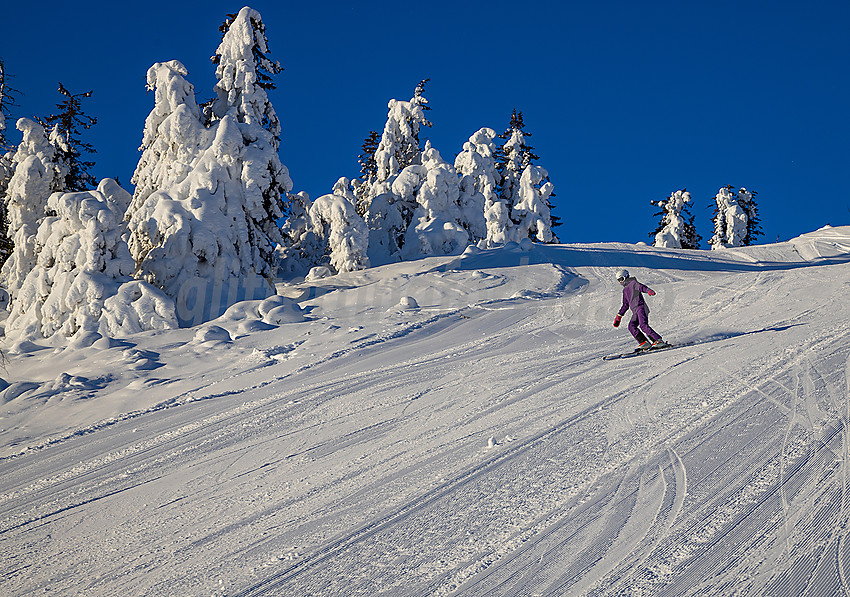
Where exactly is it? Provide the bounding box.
[615,269,630,282]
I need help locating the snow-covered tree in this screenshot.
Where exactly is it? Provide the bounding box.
[205,7,282,143]
[308,191,369,273]
[128,60,206,224]
[710,185,761,249]
[206,6,291,268]
[375,79,431,182]
[0,58,18,266]
[0,118,68,298]
[513,165,556,243]
[454,128,496,245]
[737,187,762,246]
[710,186,740,249]
[42,83,97,192]
[0,155,12,266]
[455,128,499,205]
[332,176,358,207]
[281,190,311,251]
[4,180,177,341]
[490,111,559,244]
[357,80,433,217]
[0,64,6,152]
[354,130,380,215]
[354,81,435,263]
[126,59,206,284]
[395,142,470,259]
[495,110,537,215]
[129,7,292,323]
[457,174,486,245]
[652,189,701,249]
[277,190,324,276]
[364,190,408,263]
[279,180,367,276]
[490,110,557,244]
[130,114,286,324]
[0,57,18,152]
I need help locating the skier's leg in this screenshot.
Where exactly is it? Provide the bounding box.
[628,314,648,344]
[635,306,661,342]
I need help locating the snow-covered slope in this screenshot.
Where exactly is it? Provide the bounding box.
[2,226,850,596]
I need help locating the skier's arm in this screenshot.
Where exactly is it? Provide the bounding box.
[617,290,629,317]
[638,282,656,296]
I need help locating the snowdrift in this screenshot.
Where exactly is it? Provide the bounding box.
[1,225,850,596]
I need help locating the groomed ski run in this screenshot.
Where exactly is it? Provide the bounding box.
[2,226,850,596]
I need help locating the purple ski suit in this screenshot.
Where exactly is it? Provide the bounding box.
[617,278,661,343]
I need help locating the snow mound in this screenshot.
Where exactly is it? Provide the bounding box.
[218,295,305,324]
[306,266,333,281]
[395,296,419,310]
[213,295,307,335]
[101,281,179,337]
[6,339,48,354]
[262,303,306,325]
[68,331,104,350]
[192,325,232,344]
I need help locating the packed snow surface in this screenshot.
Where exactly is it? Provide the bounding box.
[2,226,850,596]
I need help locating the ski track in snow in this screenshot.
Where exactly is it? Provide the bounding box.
[2,231,850,596]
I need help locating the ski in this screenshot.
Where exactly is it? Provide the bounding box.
[603,341,692,360]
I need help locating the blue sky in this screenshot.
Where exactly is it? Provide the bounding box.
[2,0,847,245]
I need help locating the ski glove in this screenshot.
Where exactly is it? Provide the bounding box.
[647,289,656,296]
[613,315,622,327]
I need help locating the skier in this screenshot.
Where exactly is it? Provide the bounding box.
[613,269,669,350]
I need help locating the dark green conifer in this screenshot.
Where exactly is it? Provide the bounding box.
[43,83,97,192]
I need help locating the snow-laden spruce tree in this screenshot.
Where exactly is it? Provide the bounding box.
[308,189,369,274]
[492,110,558,244]
[0,118,68,299]
[364,189,409,263]
[456,173,486,245]
[0,58,8,151]
[128,60,206,223]
[278,178,367,277]
[353,130,380,215]
[131,114,286,324]
[277,190,321,275]
[357,81,434,264]
[394,142,470,259]
[652,189,701,249]
[205,5,291,261]
[0,56,18,156]
[129,7,292,324]
[513,165,556,243]
[205,7,282,141]
[357,80,433,218]
[737,187,762,246]
[4,180,177,341]
[0,155,11,268]
[454,128,497,245]
[42,83,97,193]
[494,110,537,243]
[332,176,358,207]
[0,58,18,266]
[710,185,737,248]
[710,185,760,249]
[375,79,431,186]
[126,59,208,295]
